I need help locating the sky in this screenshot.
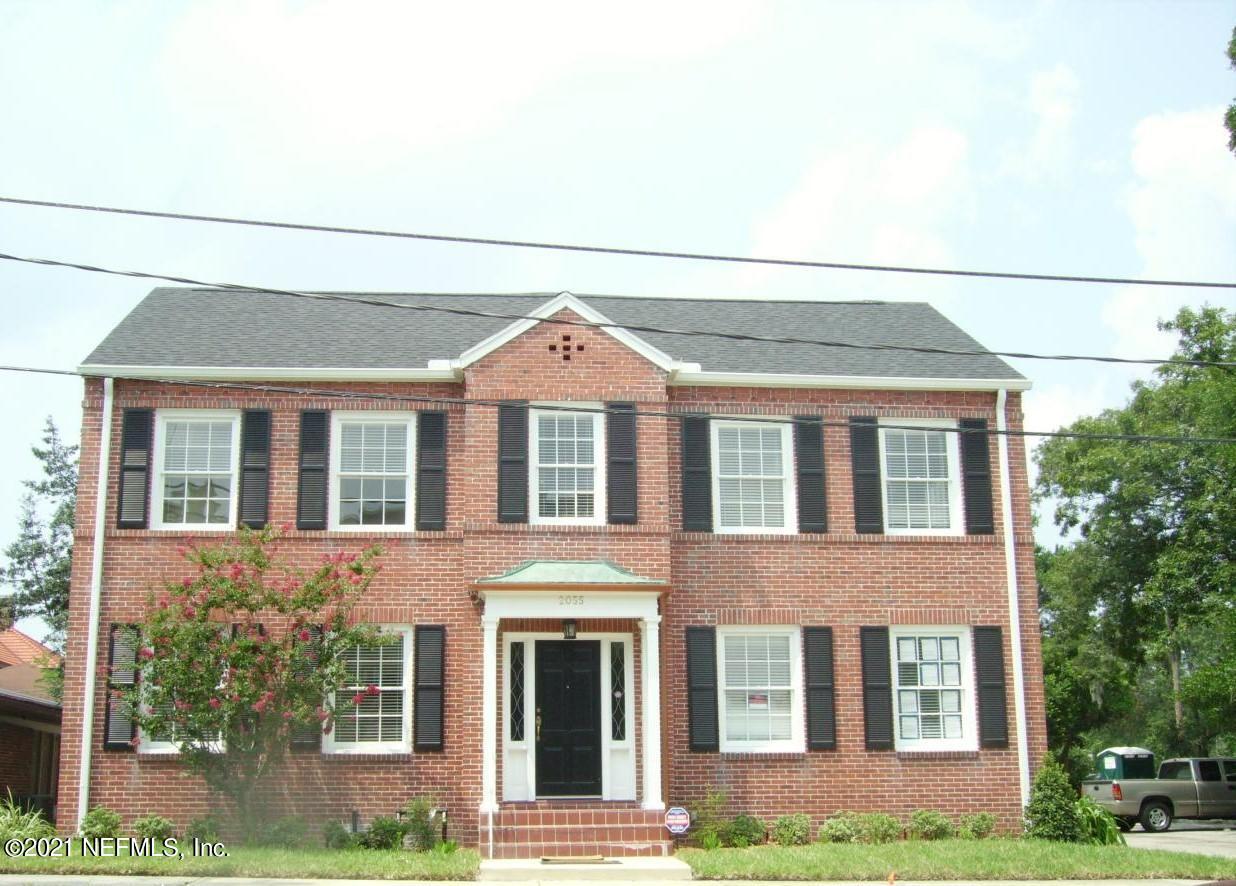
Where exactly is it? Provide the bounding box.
[1,1,1233,643]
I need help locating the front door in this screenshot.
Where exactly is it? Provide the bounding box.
[535,640,602,796]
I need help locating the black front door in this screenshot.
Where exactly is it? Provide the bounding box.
[535,640,602,796]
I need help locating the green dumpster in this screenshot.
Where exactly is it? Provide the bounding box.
[1095,746,1155,779]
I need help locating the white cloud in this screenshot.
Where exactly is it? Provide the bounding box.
[1103,108,1236,363]
[737,126,972,302]
[1000,63,1079,181]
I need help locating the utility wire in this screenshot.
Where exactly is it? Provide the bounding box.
[3,364,1234,445]
[0,251,1231,370]
[2,194,1234,290]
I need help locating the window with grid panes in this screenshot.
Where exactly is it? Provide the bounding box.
[331,633,408,750]
[893,632,970,745]
[156,415,238,527]
[881,427,954,530]
[713,422,794,532]
[719,630,801,751]
[532,411,602,522]
[335,419,413,528]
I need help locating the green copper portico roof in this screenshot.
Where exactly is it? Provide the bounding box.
[473,560,666,589]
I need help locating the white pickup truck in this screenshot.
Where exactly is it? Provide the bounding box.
[1084,757,1236,832]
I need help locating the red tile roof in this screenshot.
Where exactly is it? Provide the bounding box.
[0,627,58,667]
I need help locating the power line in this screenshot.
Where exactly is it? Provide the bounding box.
[0,251,1231,370]
[2,194,1234,290]
[2,364,1233,445]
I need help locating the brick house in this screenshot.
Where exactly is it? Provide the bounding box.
[59,289,1045,856]
[0,628,61,821]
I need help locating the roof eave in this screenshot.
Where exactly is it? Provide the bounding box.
[669,370,1032,392]
[78,364,462,382]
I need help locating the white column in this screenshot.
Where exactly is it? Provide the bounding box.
[480,615,499,813]
[640,615,664,811]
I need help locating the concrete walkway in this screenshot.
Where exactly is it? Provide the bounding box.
[1125,821,1236,860]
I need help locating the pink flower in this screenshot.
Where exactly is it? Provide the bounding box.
[129,736,142,748]
[315,707,329,722]
[351,693,366,705]
[279,521,294,533]
[349,573,363,585]
[181,577,193,588]
[138,647,155,660]
[298,629,311,643]
[253,699,268,713]
[228,563,245,580]
[365,684,380,697]
[323,723,333,735]
[230,694,240,703]
[282,710,293,720]
[208,698,221,710]
[175,545,188,557]
[184,606,196,618]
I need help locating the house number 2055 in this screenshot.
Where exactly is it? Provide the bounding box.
[558,595,584,606]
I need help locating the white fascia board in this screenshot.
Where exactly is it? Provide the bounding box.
[452,291,680,372]
[77,364,461,382]
[670,370,1032,392]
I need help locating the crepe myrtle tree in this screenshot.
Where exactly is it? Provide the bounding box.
[112,525,389,837]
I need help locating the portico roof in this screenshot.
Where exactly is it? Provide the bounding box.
[473,559,666,592]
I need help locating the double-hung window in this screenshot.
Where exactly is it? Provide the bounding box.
[878,420,962,535]
[891,626,976,751]
[529,407,604,525]
[717,627,804,753]
[711,420,796,533]
[325,627,413,754]
[330,413,416,530]
[152,411,241,529]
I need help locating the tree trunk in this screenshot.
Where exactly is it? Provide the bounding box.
[1164,610,1184,731]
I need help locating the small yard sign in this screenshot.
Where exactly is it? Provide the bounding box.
[665,806,690,835]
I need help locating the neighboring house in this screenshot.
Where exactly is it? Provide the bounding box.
[58,290,1045,856]
[0,629,61,821]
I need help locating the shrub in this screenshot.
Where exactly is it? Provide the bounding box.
[688,788,728,848]
[856,812,902,844]
[958,812,997,840]
[723,814,766,848]
[772,813,811,846]
[402,795,440,851]
[817,811,860,844]
[132,814,175,840]
[253,816,312,848]
[81,806,121,839]
[1024,760,1083,842]
[1076,795,1125,846]
[357,815,408,850]
[185,816,221,843]
[0,792,54,841]
[323,819,357,850]
[909,809,955,840]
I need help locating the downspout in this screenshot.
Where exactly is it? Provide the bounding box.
[996,388,1032,807]
[76,376,114,830]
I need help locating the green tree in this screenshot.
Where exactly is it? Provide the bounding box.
[0,418,78,651]
[1035,306,1236,757]
[117,527,386,839]
[1226,26,1236,153]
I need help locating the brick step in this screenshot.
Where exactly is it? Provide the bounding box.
[493,808,664,827]
[486,824,667,843]
[488,840,672,859]
[481,805,672,858]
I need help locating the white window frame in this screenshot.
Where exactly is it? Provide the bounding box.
[889,625,978,752]
[138,624,229,755]
[877,418,963,536]
[328,412,417,531]
[716,626,805,754]
[710,419,797,535]
[323,625,414,755]
[528,404,606,526]
[150,410,242,531]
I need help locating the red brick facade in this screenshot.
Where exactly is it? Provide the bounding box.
[58,306,1046,846]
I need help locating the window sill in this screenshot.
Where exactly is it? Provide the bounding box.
[895,750,981,761]
[717,750,806,761]
[674,531,999,544]
[321,752,414,763]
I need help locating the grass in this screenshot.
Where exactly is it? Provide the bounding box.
[0,840,479,880]
[679,837,1236,880]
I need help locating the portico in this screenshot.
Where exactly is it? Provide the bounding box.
[473,560,667,814]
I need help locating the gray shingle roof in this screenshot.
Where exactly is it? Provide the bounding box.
[82,289,1024,381]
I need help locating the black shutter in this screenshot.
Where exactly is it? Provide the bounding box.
[794,416,827,533]
[803,627,836,750]
[497,402,528,523]
[960,419,995,535]
[860,626,894,750]
[290,624,323,751]
[606,403,638,525]
[117,409,153,528]
[296,411,329,530]
[849,417,883,534]
[416,411,447,531]
[103,624,137,750]
[414,625,445,751]
[685,627,719,751]
[238,410,272,529]
[680,415,712,531]
[973,626,1009,748]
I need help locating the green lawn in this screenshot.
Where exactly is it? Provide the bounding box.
[0,841,479,880]
[679,838,1236,881]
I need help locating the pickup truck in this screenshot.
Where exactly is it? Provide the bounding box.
[1084,757,1236,832]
